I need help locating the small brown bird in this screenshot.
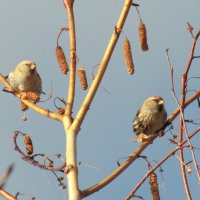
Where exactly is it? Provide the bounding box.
[133,96,167,142]
[8,60,42,95]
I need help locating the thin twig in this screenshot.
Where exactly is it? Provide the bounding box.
[81,92,200,198]
[166,29,200,200]
[0,164,14,188]
[13,131,66,171]
[125,127,200,200]
[0,74,63,122]
[193,55,200,59]
[166,48,192,199]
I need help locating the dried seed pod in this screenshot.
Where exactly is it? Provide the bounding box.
[21,101,28,111]
[149,172,160,200]
[26,92,40,103]
[77,67,88,90]
[56,46,69,74]
[123,38,135,75]
[24,135,33,155]
[138,22,149,51]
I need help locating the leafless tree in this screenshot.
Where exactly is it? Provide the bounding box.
[0,0,200,199]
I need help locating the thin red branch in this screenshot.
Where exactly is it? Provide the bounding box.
[13,131,66,172]
[125,127,200,200]
[166,29,200,200]
[179,29,200,200]
[81,91,200,198]
[167,48,192,199]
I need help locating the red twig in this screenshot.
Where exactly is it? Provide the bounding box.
[125,127,200,200]
[179,29,200,200]
[13,131,66,172]
[166,29,200,200]
[81,90,200,198]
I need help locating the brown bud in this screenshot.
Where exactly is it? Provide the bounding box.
[58,107,65,115]
[123,38,135,75]
[186,22,193,32]
[56,46,69,74]
[149,172,160,200]
[26,92,40,103]
[24,135,33,155]
[77,67,88,90]
[138,23,149,51]
[21,101,28,111]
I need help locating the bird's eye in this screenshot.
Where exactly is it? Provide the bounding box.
[151,98,159,103]
[25,63,31,67]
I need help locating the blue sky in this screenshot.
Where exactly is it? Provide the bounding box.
[0,0,200,199]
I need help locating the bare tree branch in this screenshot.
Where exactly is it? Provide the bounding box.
[125,127,200,200]
[81,91,200,198]
[0,74,63,122]
[0,189,17,200]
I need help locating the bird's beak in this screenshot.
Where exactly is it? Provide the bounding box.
[158,100,164,105]
[30,64,36,74]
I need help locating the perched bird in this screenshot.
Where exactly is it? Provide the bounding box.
[8,60,42,95]
[133,96,167,142]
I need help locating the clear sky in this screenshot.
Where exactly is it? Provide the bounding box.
[0,0,200,199]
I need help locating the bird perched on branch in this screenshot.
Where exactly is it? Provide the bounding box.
[7,60,43,112]
[8,60,42,96]
[133,96,167,142]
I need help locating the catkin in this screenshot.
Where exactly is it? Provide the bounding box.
[149,172,160,200]
[123,38,135,75]
[77,67,88,90]
[56,46,69,74]
[138,23,149,51]
[24,135,33,155]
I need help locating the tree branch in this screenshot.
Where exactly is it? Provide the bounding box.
[0,189,17,200]
[64,0,76,116]
[70,0,133,134]
[125,127,200,200]
[0,74,63,122]
[63,1,80,200]
[165,29,200,200]
[81,91,200,198]
[178,29,200,200]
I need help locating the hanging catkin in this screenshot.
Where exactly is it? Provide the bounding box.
[77,67,88,90]
[138,22,149,51]
[56,46,69,74]
[149,172,160,200]
[24,135,33,155]
[123,38,135,75]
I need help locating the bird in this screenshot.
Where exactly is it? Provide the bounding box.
[133,96,167,142]
[8,60,42,96]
